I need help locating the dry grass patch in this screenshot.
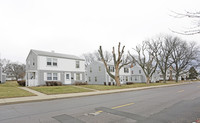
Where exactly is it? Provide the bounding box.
[0,81,35,99]
[80,82,180,91]
[30,86,93,95]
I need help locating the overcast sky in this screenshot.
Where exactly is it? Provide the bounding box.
[0,0,200,63]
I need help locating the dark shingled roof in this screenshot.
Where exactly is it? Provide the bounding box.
[31,49,84,61]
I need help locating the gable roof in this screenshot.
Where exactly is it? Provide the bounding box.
[31,49,85,61]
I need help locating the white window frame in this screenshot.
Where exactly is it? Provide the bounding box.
[47,73,52,80]
[53,58,57,66]
[47,58,52,66]
[95,76,97,82]
[53,73,58,80]
[66,74,70,80]
[76,61,80,68]
[76,73,80,80]
[99,66,101,72]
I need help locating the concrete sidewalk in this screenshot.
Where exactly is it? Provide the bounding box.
[0,82,192,105]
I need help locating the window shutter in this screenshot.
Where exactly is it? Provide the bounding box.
[80,73,82,80]
[74,73,76,80]
[58,73,60,81]
[44,73,47,81]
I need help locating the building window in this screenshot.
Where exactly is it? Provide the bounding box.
[131,71,134,74]
[76,73,80,80]
[95,77,97,82]
[90,67,92,73]
[47,73,52,80]
[126,76,128,81]
[53,73,58,80]
[66,74,69,80]
[33,62,35,66]
[135,76,138,81]
[139,70,141,74]
[88,77,91,82]
[53,59,57,66]
[76,61,80,68]
[47,58,52,66]
[109,66,115,72]
[99,66,101,72]
[124,68,129,73]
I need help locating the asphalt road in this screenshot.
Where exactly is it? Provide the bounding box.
[1,82,200,123]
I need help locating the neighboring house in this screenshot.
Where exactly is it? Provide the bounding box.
[86,61,159,85]
[5,71,16,81]
[0,67,6,83]
[26,49,85,86]
[158,67,186,81]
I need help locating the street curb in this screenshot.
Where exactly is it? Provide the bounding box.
[0,82,192,106]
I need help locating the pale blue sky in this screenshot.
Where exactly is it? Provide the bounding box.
[0,0,200,63]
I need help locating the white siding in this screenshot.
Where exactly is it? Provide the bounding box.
[44,73,47,81]
[58,73,60,81]
[80,73,82,80]
[74,73,76,80]
[37,56,85,72]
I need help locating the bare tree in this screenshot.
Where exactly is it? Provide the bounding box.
[171,11,200,35]
[82,53,96,67]
[98,42,131,86]
[146,35,174,83]
[83,51,112,67]
[6,63,26,81]
[129,41,157,84]
[0,58,10,72]
[170,38,199,82]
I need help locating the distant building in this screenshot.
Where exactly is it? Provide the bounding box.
[26,49,85,86]
[5,71,16,81]
[86,61,159,85]
[0,67,6,83]
[158,67,187,81]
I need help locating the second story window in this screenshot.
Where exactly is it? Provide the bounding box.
[109,66,115,72]
[139,70,141,74]
[99,66,101,72]
[53,59,57,66]
[124,68,129,73]
[76,61,80,68]
[47,58,52,66]
[47,58,58,66]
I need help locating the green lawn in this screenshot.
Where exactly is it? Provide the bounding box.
[30,86,93,95]
[79,82,180,91]
[0,81,35,99]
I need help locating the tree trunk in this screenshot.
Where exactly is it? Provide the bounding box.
[115,68,121,86]
[175,74,179,82]
[163,74,166,83]
[146,77,150,84]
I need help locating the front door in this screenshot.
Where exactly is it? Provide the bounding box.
[65,73,71,84]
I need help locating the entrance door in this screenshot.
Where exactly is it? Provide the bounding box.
[65,73,71,84]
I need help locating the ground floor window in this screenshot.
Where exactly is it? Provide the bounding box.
[47,73,58,81]
[47,73,52,80]
[53,73,58,80]
[95,77,97,82]
[126,76,128,81]
[76,73,80,80]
